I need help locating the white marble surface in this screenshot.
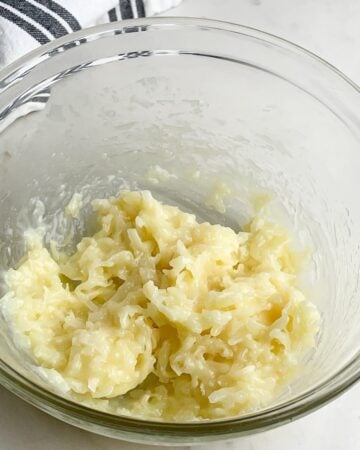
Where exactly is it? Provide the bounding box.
[171,0,360,85]
[1,1,360,449]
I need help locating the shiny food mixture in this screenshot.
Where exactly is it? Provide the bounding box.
[1,191,320,420]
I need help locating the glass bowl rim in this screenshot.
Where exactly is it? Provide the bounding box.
[0,16,359,438]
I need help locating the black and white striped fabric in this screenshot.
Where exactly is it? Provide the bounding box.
[0,0,181,132]
[0,0,182,68]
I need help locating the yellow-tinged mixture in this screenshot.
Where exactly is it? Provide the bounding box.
[1,190,320,420]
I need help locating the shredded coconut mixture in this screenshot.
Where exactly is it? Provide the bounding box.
[1,190,320,421]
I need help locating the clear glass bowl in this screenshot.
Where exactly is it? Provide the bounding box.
[0,17,360,445]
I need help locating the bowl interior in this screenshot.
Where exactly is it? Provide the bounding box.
[0,19,360,442]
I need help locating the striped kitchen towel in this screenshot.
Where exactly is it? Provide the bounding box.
[0,0,182,68]
[0,0,181,132]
